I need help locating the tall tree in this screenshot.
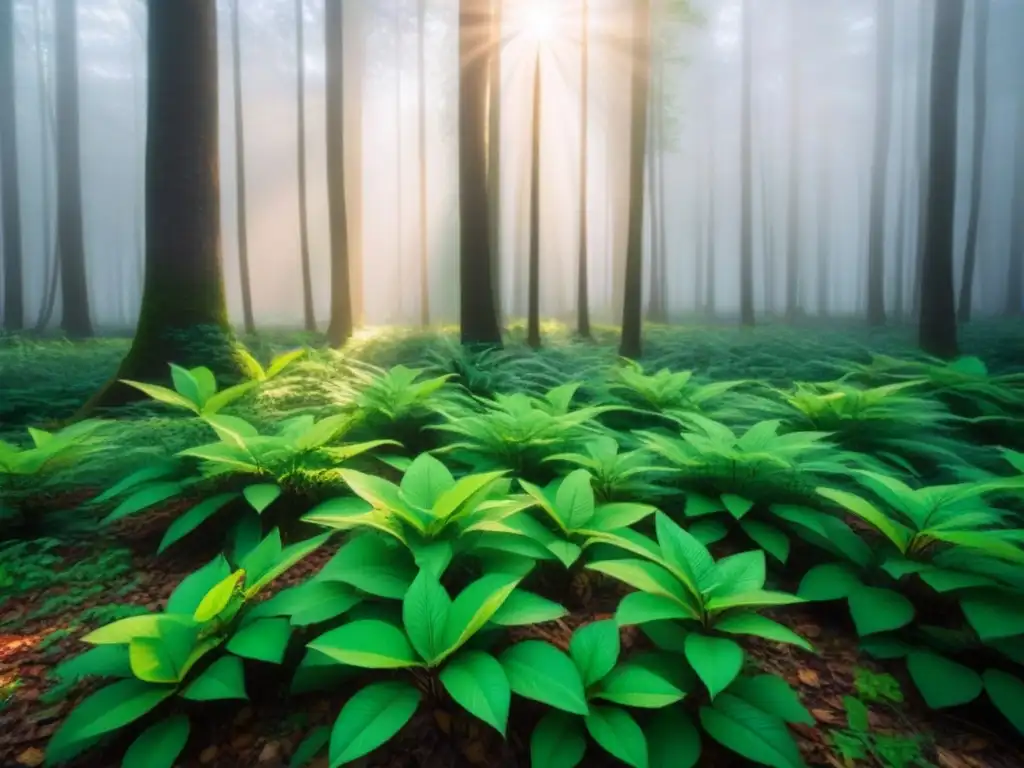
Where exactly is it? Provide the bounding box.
[911,3,933,318]
[458,0,502,345]
[0,0,23,331]
[326,0,353,346]
[527,52,542,349]
[1005,99,1024,316]
[417,0,430,325]
[55,0,92,338]
[784,0,801,319]
[296,0,315,331]
[918,0,964,358]
[867,0,894,326]
[575,0,591,338]
[958,0,990,323]
[646,42,667,324]
[618,0,651,358]
[738,0,754,326]
[33,0,60,332]
[231,0,254,333]
[86,0,245,409]
[393,0,404,319]
[487,0,503,323]
[817,127,831,315]
[343,2,365,324]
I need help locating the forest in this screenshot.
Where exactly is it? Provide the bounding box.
[1,0,1023,767]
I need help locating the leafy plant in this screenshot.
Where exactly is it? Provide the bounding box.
[830,695,930,768]
[609,361,747,421]
[543,436,672,502]
[44,529,329,766]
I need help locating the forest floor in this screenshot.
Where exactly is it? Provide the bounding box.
[2,320,1024,768]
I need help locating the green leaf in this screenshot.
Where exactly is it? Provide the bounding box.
[721,494,755,519]
[960,593,1024,641]
[700,694,806,768]
[616,592,697,625]
[686,492,725,517]
[655,512,714,597]
[906,651,983,709]
[797,563,863,602]
[122,714,190,768]
[646,705,701,768]
[500,640,589,715]
[685,634,743,699]
[328,681,421,766]
[556,469,596,529]
[317,534,415,599]
[45,680,176,765]
[847,586,915,637]
[193,569,245,623]
[530,711,587,768]
[82,614,193,646]
[591,502,657,531]
[100,482,186,525]
[226,617,292,664]
[309,620,420,669]
[400,453,455,510]
[688,518,730,545]
[169,363,203,404]
[432,470,506,522]
[166,556,232,615]
[713,613,813,651]
[817,487,911,553]
[290,726,330,768]
[250,581,362,627]
[593,661,686,708]
[441,572,521,659]
[489,590,567,626]
[584,705,648,768]
[402,569,452,665]
[120,379,200,412]
[727,675,814,725]
[243,483,282,514]
[568,620,620,688]
[739,520,790,563]
[180,655,248,701]
[439,650,510,735]
[587,558,688,604]
[202,380,259,414]
[246,532,333,597]
[158,493,239,553]
[983,669,1024,735]
[240,529,284,587]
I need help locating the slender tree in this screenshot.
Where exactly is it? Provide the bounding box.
[646,42,667,324]
[487,0,503,323]
[296,0,315,331]
[866,0,894,326]
[325,0,353,345]
[918,0,964,358]
[1005,100,1024,316]
[738,0,754,326]
[33,0,60,332]
[458,0,502,345]
[575,0,591,338]
[417,0,430,325]
[784,0,801,319]
[85,0,245,410]
[817,128,831,315]
[958,0,990,323]
[0,0,23,331]
[55,0,92,338]
[618,0,652,358]
[527,53,542,349]
[230,0,254,333]
[394,0,404,319]
[911,3,933,318]
[343,2,365,324]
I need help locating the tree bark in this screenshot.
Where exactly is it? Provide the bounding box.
[918,0,963,358]
[296,0,315,331]
[83,0,245,412]
[1005,100,1024,316]
[958,0,989,324]
[738,0,754,327]
[575,0,590,338]
[55,0,92,338]
[32,0,59,332]
[458,0,502,346]
[0,0,23,332]
[784,0,801,319]
[417,0,430,326]
[618,0,651,359]
[343,1,365,325]
[867,0,894,326]
[325,0,353,346]
[526,53,541,349]
[487,0,503,324]
[231,0,254,333]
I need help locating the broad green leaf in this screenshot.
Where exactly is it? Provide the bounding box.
[707,550,767,598]
[328,681,421,766]
[647,706,701,768]
[983,669,1024,735]
[82,614,193,646]
[101,482,186,525]
[180,655,247,701]
[591,502,657,531]
[700,694,806,768]
[584,705,648,768]
[586,559,688,604]
[721,494,755,519]
[616,592,697,626]
[338,469,409,516]
[400,453,455,510]
[317,533,415,599]
[240,529,284,588]
[713,613,813,651]
[727,675,814,725]
[685,634,743,699]
[655,512,714,596]
[193,569,245,623]
[556,469,596,529]
[817,487,912,553]
[243,483,282,514]
[500,640,589,715]
[249,581,362,627]
[439,650,510,735]
[169,363,202,405]
[120,379,200,413]
[530,711,586,768]
[52,645,132,682]
[593,662,686,708]
[290,726,330,768]
[906,651,983,709]
[246,532,333,597]
[797,563,863,602]
[441,572,521,659]
[568,620,620,688]
[847,586,915,637]
[489,590,567,626]
[960,593,1024,641]
[432,470,506,522]
[226,618,292,663]
[158,493,239,553]
[202,380,259,414]
[705,589,804,613]
[202,414,258,447]
[91,462,180,505]
[166,556,232,615]
[121,714,190,768]
[686,493,724,517]
[739,520,790,564]
[309,620,420,669]
[402,569,452,665]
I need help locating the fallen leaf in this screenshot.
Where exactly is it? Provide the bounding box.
[798,668,821,686]
[16,747,44,767]
[259,741,281,762]
[811,708,843,725]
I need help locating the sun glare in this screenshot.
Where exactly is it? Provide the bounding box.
[523,4,558,42]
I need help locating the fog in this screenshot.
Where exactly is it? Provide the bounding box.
[4,0,1023,330]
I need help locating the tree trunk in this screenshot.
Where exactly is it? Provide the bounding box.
[83,0,245,412]
[618,0,651,359]
[918,0,963,358]
[417,0,430,326]
[296,0,315,331]
[911,3,933,319]
[784,0,800,319]
[343,2,364,325]
[325,0,352,346]
[231,0,254,333]
[1005,101,1024,316]
[646,44,667,325]
[0,0,23,332]
[867,0,894,326]
[738,0,754,327]
[487,0,503,324]
[458,0,501,346]
[644,69,662,323]
[393,4,404,320]
[55,0,92,338]
[575,0,591,338]
[526,53,541,349]
[33,0,59,332]
[817,132,831,316]
[958,0,989,324]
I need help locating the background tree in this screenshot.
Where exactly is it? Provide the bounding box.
[575,0,591,339]
[784,0,801,319]
[866,0,894,326]
[738,0,754,326]
[1005,96,1024,316]
[296,0,316,331]
[0,0,23,332]
[326,0,353,346]
[526,51,541,349]
[487,0,503,325]
[417,0,430,326]
[231,0,255,333]
[618,0,652,358]
[56,0,92,338]
[918,0,964,358]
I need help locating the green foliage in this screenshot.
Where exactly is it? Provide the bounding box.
[609,360,748,422]
[543,435,672,502]
[830,695,930,768]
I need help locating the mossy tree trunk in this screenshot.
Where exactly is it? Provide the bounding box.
[83,0,246,412]
[0,0,23,332]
